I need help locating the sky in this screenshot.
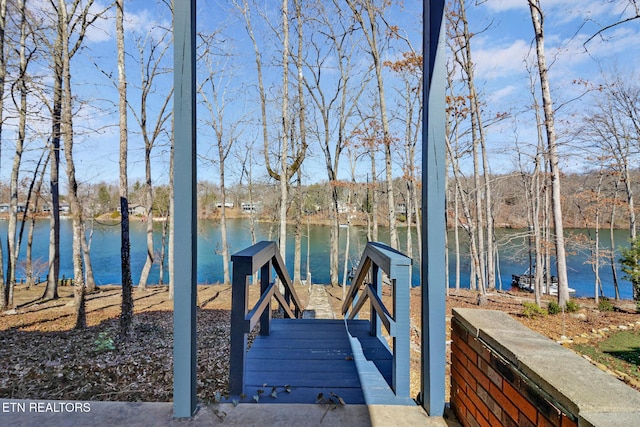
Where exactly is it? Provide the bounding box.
[2,0,640,193]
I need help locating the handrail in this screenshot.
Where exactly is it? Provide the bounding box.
[228,241,303,395]
[342,241,412,399]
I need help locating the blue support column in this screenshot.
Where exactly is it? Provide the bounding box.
[421,0,446,417]
[173,0,198,418]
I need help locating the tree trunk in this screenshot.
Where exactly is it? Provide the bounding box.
[528,0,570,306]
[220,170,230,285]
[278,0,290,259]
[370,154,379,241]
[159,213,168,286]
[0,0,6,309]
[610,178,620,300]
[44,25,62,301]
[82,221,97,292]
[137,140,154,291]
[294,171,303,286]
[117,0,133,334]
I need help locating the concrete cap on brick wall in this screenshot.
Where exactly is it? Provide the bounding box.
[452,308,640,427]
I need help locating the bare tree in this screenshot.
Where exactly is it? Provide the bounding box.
[54,0,104,329]
[584,75,639,241]
[301,0,370,286]
[4,0,30,309]
[385,50,422,266]
[528,0,570,306]
[133,24,172,291]
[198,31,240,286]
[235,0,306,260]
[345,0,398,249]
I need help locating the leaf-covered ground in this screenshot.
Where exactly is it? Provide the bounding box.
[0,284,251,403]
[1,283,639,403]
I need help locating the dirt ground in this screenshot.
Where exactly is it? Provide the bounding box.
[1,283,638,404]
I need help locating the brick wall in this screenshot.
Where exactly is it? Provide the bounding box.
[451,317,578,427]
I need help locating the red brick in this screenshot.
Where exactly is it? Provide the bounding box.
[456,387,477,420]
[503,381,537,424]
[467,357,491,391]
[465,411,481,427]
[454,357,477,392]
[467,385,490,420]
[490,381,519,422]
[477,384,502,421]
[452,342,469,369]
[538,413,560,427]
[519,412,537,427]
[488,410,501,427]
[468,334,490,361]
[479,357,503,388]
[453,398,467,426]
[475,411,492,427]
[451,368,467,397]
[452,319,469,342]
[455,334,478,365]
[560,413,578,427]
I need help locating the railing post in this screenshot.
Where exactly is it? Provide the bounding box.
[229,259,250,395]
[370,264,382,339]
[393,262,411,398]
[259,261,272,336]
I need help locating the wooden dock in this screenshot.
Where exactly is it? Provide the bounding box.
[242,318,415,405]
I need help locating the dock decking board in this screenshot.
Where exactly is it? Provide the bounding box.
[234,318,415,406]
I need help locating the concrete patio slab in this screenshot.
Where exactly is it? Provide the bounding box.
[1,399,459,426]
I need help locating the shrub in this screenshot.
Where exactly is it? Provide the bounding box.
[523,301,547,318]
[547,301,562,315]
[94,332,115,352]
[565,300,580,313]
[598,298,614,312]
[620,236,640,301]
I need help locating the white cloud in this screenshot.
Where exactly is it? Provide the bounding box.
[83,2,172,45]
[473,39,531,80]
[488,85,518,104]
[483,0,636,24]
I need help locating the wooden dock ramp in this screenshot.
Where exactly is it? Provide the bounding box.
[243,318,415,405]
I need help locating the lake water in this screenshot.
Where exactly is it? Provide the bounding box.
[0,218,634,299]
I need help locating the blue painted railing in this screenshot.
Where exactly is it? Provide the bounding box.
[341,242,412,399]
[228,241,303,395]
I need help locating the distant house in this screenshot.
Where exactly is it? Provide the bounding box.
[59,203,70,214]
[241,202,260,213]
[216,202,235,208]
[116,204,146,216]
[131,205,146,216]
[337,202,355,214]
[0,203,9,213]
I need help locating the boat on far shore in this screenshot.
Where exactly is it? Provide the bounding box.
[511,266,576,296]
